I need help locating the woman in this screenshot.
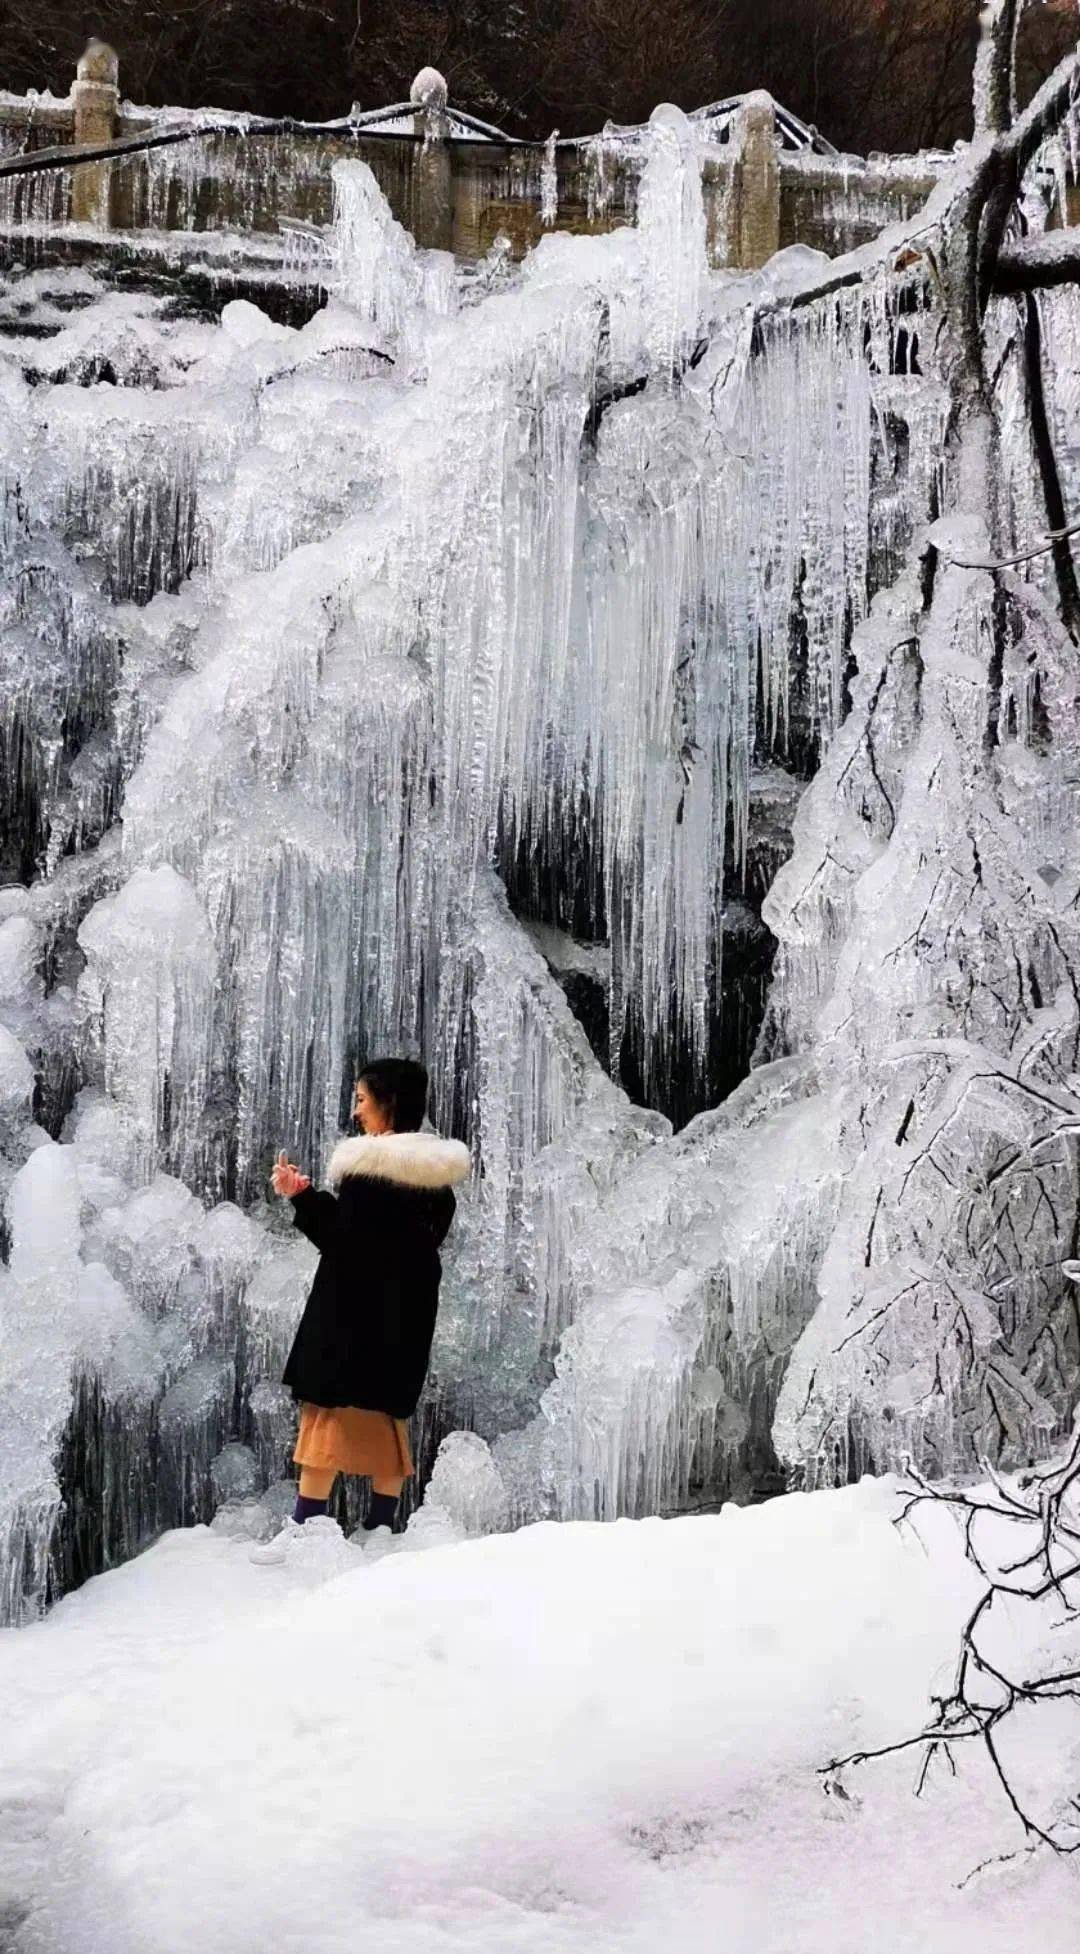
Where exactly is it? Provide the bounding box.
[252,1056,468,1563]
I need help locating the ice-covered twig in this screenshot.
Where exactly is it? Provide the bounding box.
[972,1,1023,140]
[823,1438,1080,1854]
[939,512,1080,571]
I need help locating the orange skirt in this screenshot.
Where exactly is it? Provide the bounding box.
[293,1403,414,1479]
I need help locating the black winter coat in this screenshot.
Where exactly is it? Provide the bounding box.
[282,1129,469,1420]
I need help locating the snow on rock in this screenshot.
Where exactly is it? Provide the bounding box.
[218,297,296,350]
[0,1482,1076,1953]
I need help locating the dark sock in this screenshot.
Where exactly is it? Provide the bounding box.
[363,1491,399,1533]
[293,1494,328,1524]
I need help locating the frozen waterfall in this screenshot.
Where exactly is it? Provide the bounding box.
[1,100,1077,1619]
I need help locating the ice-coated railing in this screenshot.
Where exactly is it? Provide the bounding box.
[0,41,944,271]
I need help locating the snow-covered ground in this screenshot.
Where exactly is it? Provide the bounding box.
[2,1480,1077,1954]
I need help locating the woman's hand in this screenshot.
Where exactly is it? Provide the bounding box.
[271,1149,311,1199]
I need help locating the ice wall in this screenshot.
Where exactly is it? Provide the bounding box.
[492,1053,843,1522]
[1,107,1071,1616]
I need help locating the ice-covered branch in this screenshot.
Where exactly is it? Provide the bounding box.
[823,1432,1080,1856]
[1018,288,1080,638]
[937,511,1080,570]
[999,42,1080,182]
[972,1,1024,140]
[995,234,1080,293]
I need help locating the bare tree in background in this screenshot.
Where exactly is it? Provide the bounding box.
[508,0,724,130]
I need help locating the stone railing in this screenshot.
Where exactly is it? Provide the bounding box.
[0,40,945,276]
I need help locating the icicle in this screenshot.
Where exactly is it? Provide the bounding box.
[541,131,559,229]
[328,158,426,352]
[636,105,707,382]
[77,866,217,1186]
[585,121,621,221]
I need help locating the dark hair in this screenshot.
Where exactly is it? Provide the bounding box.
[356,1057,429,1133]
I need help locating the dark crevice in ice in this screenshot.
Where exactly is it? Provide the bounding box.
[498,760,803,1132]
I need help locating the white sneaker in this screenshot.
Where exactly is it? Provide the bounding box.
[251,1514,353,1574]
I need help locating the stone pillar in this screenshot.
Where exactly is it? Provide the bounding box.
[727,90,780,270]
[410,66,453,252]
[71,38,119,227]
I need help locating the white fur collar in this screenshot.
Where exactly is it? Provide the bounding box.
[328,1130,470,1190]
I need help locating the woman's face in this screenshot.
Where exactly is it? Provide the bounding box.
[353,1080,392,1135]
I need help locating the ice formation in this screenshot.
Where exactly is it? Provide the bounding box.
[1,61,1078,1615]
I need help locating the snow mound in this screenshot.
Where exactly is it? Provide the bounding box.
[0,1482,1076,1954]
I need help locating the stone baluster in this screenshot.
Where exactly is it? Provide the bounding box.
[71,38,119,227]
[410,66,453,252]
[727,91,780,269]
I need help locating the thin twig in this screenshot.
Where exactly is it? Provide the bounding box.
[942,513,1080,572]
